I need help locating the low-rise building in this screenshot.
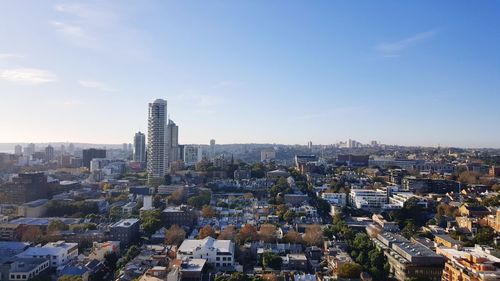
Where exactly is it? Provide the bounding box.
[321,193,347,206]
[162,206,197,228]
[17,199,49,218]
[110,219,140,247]
[17,241,78,269]
[0,257,50,281]
[437,245,500,281]
[177,237,235,269]
[374,232,444,281]
[349,189,388,211]
[0,224,22,241]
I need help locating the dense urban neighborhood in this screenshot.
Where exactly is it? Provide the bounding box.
[0,130,499,281]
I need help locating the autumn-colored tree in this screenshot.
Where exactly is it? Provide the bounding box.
[237,224,258,243]
[219,225,237,241]
[201,205,217,218]
[259,224,277,242]
[458,171,480,184]
[21,226,43,243]
[303,224,323,246]
[165,225,186,246]
[169,187,186,205]
[261,274,278,281]
[199,225,216,239]
[285,230,303,244]
[243,193,254,199]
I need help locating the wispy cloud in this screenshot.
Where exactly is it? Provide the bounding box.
[50,21,98,49]
[0,68,58,84]
[375,28,439,57]
[51,3,148,59]
[78,79,117,92]
[46,100,83,106]
[0,53,24,60]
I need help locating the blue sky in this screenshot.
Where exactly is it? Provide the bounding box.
[0,1,499,147]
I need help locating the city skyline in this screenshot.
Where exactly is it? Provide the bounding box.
[1,1,500,147]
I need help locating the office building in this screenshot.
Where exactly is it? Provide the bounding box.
[133,131,146,164]
[167,119,180,169]
[183,145,200,166]
[177,237,235,269]
[110,219,140,247]
[44,145,54,162]
[14,145,22,156]
[82,148,106,169]
[147,99,168,186]
[0,173,48,204]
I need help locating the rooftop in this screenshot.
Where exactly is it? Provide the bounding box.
[111,218,139,228]
[178,237,233,253]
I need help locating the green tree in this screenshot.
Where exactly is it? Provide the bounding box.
[47,219,69,233]
[262,252,282,270]
[58,276,83,281]
[337,262,363,278]
[141,210,162,236]
[104,252,118,272]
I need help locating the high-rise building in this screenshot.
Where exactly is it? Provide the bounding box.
[68,143,75,155]
[167,119,180,169]
[147,99,168,186]
[133,132,146,164]
[122,143,128,152]
[210,139,216,159]
[45,145,54,162]
[24,143,35,157]
[14,145,22,156]
[0,172,48,204]
[82,148,106,168]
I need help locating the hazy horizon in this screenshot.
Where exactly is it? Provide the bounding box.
[1,1,499,147]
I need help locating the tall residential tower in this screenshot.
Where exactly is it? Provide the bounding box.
[166,119,180,169]
[147,99,168,186]
[133,131,146,164]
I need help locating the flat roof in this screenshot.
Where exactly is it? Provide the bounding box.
[111,218,139,228]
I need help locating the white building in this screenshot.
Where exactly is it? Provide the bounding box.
[321,193,347,206]
[140,195,154,211]
[147,99,168,185]
[389,192,428,208]
[349,189,388,210]
[17,241,78,269]
[177,237,235,269]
